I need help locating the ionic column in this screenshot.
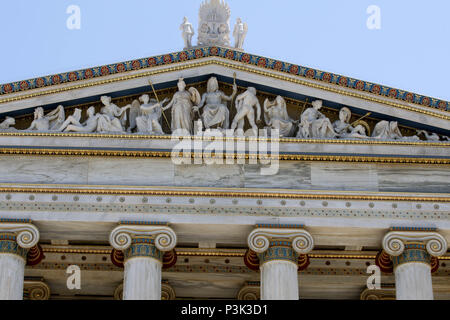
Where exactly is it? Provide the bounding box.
[0,221,40,300]
[109,222,176,300]
[382,228,448,300]
[247,225,314,300]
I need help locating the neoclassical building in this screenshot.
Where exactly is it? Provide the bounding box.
[0,0,448,300]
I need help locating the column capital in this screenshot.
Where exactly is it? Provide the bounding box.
[109,221,177,252]
[0,219,40,249]
[0,220,40,260]
[382,228,447,258]
[248,225,314,255]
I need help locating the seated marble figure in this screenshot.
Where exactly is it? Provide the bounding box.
[263,96,295,137]
[0,117,16,130]
[64,107,101,133]
[333,107,368,139]
[194,77,237,130]
[27,106,65,132]
[297,100,336,139]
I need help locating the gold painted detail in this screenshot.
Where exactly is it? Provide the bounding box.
[39,247,450,261]
[0,147,449,164]
[23,281,51,300]
[1,186,450,202]
[0,131,448,147]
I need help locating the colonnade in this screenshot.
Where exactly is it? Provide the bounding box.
[0,221,447,300]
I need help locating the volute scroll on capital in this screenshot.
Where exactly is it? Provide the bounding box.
[382,231,448,257]
[109,225,177,252]
[0,223,40,249]
[247,228,314,255]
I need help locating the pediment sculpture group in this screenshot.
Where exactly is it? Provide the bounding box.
[0,77,445,142]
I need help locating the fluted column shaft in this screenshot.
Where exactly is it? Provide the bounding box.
[0,222,40,300]
[261,260,298,300]
[109,223,176,301]
[248,226,314,300]
[382,230,447,300]
[123,239,163,300]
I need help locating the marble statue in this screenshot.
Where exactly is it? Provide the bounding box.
[371,121,402,140]
[297,100,336,139]
[231,87,261,135]
[128,100,142,133]
[180,17,195,49]
[27,107,55,131]
[372,120,420,141]
[194,77,237,130]
[0,117,16,130]
[164,78,201,134]
[27,106,65,131]
[64,107,100,133]
[233,18,248,49]
[135,95,168,134]
[98,96,130,133]
[263,96,295,137]
[333,107,368,139]
[47,105,66,131]
[56,108,83,132]
[198,0,231,47]
[416,130,440,141]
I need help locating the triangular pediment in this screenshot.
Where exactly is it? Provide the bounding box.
[0,47,448,139]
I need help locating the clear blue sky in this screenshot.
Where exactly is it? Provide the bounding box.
[1,0,449,101]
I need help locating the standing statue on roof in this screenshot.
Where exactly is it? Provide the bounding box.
[180,17,195,49]
[233,18,248,50]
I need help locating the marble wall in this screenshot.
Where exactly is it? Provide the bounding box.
[0,155,448,193]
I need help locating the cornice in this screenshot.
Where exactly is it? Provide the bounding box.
[0,147,448,164]
[1,47,448,115]
[0,131,449,147]
[0,186,449,202]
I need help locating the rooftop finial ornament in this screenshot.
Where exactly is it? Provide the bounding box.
[179,0,248,50]
[198,0,231,47]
